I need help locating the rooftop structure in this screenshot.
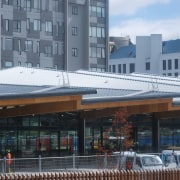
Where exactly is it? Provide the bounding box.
[109,34,180,77]
[0,0,109,72]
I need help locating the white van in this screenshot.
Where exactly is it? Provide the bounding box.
[114,151,164,170]
[161,150,180,168]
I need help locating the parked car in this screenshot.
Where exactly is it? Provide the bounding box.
[161,150,180,168]
[113,151,164,170]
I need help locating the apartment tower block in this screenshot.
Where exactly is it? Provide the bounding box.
[0,0,109,71]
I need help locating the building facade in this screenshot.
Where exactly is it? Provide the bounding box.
[0,0,109,72]
[109,34,180,77]
[2,67,180,157]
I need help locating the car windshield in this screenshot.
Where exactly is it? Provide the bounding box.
[163,154,177,163]
[141,156,162,166]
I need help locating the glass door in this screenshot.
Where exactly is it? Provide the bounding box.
[60,130,78,156]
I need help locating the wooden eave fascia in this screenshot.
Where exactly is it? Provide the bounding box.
[1,96,180,119]
[154,102,180,119]
[0,95,82,107]
[0,95,82,118]
[79,98,173,111]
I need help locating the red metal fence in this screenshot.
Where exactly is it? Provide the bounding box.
[1,169,180,180]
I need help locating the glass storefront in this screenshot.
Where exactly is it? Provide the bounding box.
[1,113,180,158]
[0,114,79,158]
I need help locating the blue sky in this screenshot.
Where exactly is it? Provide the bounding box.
[109,0,180,43]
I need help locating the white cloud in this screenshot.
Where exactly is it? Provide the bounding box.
[109,0,171,16]
[109,18,180,43]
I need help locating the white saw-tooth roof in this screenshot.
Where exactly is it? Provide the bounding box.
[1,67,180,103]
[0,67,180,91]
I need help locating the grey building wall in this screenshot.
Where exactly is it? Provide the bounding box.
[67,0,88,71]
[0,0,109,72]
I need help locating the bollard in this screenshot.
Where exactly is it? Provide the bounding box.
[39,154,42,172]
[73,153,75,169]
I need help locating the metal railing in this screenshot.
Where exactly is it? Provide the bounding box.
[0,154,118,173]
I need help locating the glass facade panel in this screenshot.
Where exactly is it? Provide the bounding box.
[18,131,38,157]
[1,112,180,158]
[45,21,52,35]
[138,127,152,152]
[34,20,40,31]
[0,131,17,156]
[25,40,33,51]
[5,38,13,50]
[0,114,79,157]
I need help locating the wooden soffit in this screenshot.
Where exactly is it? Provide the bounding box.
[0,95,180,119]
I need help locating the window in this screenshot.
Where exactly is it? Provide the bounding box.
[55,22,59,36]
[175,72,178,77]
[53,0,60,12]
[5,0,10,5]
[13,20,21,32]
[91,6,96,16]
[90,6,105,18]
[97,47,105,58]
[26,18,30,31]
[18,61,21,66]
[5,19,9,32]
[162,60,166,70]
[45,21,52,35]
[168,73,172,76]
[146,62,150,70]
[5,38,13,50]
[54,64,58,69]
[72,48,78,57]
[72,6,78,15]
[168,59,172,70]
[90,27,105,38]
[34,19,40,31]
[72,27,78,36]
[112,65,116,73]
[25,40,33,51]
[54,43,58,55]
[90,47,105,58]
[24,0,31,11]
[97,27,105,38]
[18,39,21,53]
[13,0,22,10]
[91,27,96,37]
[101,48,105,58]
[109,65,111,72]
[34,0,40,11]
[97,7,101,17]
[90,47,96,58]
[5,61,13,68]
[130,63,135,73]
[45,45,52,57]
[37,41,40,55]
[26,62,32,67]
[118,64,121,73]
[97,48,101,58]
[123,64,126,73]
[45,0,49,11]
[175,59,178,69]
[101,7,105,17]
